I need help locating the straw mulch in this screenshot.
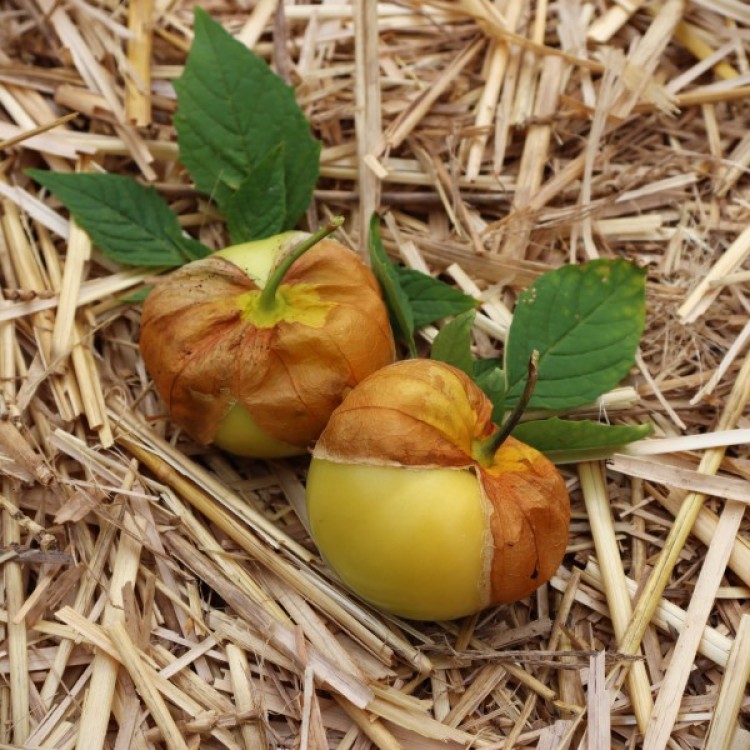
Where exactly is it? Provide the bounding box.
[0,0,749,747]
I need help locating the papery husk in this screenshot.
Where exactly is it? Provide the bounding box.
[480,439,570,604]
[312,359,570,606]
[140,239,395,449]
[313,359,494,467]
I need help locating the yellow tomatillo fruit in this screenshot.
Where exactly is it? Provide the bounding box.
[306,359,570,621]
[139,224,395,457]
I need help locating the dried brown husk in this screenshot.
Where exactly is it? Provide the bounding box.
[140,239,395,449]
[481,439,570,603]
[314,359,494,466]
[313,359,570,604]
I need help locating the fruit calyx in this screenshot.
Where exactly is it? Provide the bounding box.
[257,216,344,313]
[471,350,539,468]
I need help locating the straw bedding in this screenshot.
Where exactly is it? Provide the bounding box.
[0,0,749,747]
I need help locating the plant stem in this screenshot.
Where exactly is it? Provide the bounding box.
[473,350,539,465]
[257,216,344,311]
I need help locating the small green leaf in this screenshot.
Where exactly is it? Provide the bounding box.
[512,417,653,464]
[473,359,506,423]
[431,310,475,375]
[174,8,320,225]
[119,285,153,303]
[225,146,287,244]
[396,267,478,329]
[26,170,210,267]
[368,214,416,356]
[505,259,646,410]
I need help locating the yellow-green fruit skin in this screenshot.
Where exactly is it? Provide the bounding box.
[212,402,302,458]
[215,232,302,285]
[306,459,489,621]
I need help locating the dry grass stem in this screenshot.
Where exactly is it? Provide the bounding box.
[578,461,653,732]
[353,0,383,247]
[704,614,750,750]
[126,0,155,126]
[643,500,746,748]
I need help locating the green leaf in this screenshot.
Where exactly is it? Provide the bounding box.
[119,285,153,304]
[431,310,475,375]
[174,8,320,226]
[26,170,210,267]
[512,417,653,464]
[505,258,646,410]
[368,214,416,356]
[396,267,478,329]
[225,145,287,244]
[473,359,506,424]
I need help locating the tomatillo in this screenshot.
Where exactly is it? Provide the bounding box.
[306,359,570,621]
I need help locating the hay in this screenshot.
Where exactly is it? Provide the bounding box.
[0,0,749,747]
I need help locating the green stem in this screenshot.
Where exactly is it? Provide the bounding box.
[257,216,344,311]
[473,350,539,466]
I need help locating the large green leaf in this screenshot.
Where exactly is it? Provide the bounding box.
[505,259,646,410]
[512,418,653,464]
[225,145,287,244]
[174,8,319,228]
[26,170,209,267]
